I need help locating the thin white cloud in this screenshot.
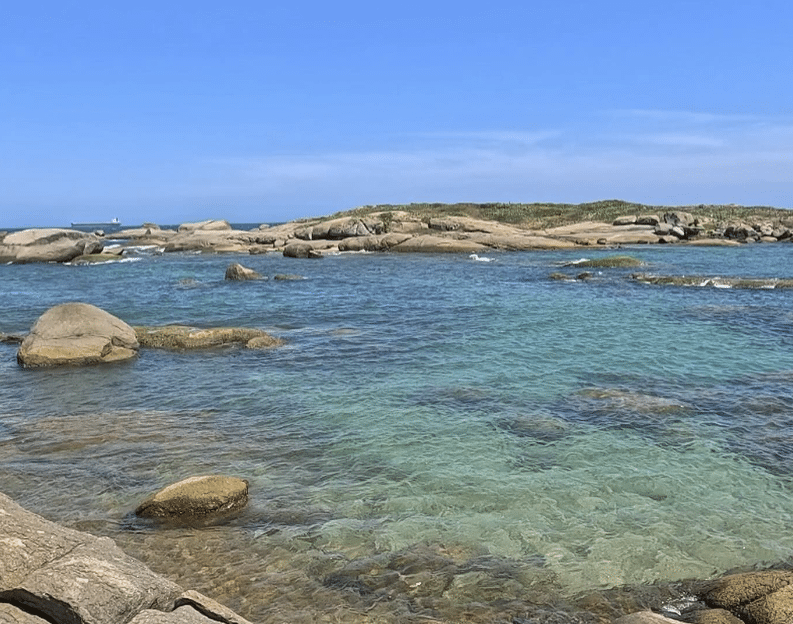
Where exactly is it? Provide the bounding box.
[199,111,793,210]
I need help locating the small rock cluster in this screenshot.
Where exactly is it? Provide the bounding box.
[617,570,793,624]
[613,211,793,244]
[15,302,283,368]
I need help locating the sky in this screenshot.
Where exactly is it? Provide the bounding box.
[1,0,791,227]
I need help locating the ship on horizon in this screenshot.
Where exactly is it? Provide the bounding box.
[70,217,122,230]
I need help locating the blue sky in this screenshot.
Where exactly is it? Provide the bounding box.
[2,1,791,227]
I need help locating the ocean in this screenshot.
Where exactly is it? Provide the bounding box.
[2,241,793,622]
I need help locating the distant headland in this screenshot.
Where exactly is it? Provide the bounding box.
[2,200,792,263]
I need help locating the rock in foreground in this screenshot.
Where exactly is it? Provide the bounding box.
[0,491,252,624]
[135,475,249,519]
[17,302,139,368]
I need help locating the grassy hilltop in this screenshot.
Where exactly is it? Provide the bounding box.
[325,199,792,230]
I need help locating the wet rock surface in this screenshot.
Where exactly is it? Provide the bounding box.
[0,492,251,624]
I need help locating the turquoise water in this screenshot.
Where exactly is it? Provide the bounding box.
[2,243,793,621]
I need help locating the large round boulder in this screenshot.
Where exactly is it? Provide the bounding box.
[17,302,139,368]
[135,475,249,518]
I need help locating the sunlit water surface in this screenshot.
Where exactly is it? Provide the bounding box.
[2,244,793,622]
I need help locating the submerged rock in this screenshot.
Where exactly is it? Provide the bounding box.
[614,613,681,623]
[17,302,139,368]
[135,475,249,519]
[631,274,793,289]
[564,255,643,268]
[134,325,284,349]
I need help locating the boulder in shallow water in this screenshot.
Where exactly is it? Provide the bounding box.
[135,475,249,518]
[224,262,263,280]
[17,302,139,368]
[134,325,284,349]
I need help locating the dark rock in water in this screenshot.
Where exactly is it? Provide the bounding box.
[273,273,305,281]
[564,255,643,268]
[0,333,24,344]
[224,262,263,280]
[17,302,139,368]
[135,475,249,519]
[495,412,570,443]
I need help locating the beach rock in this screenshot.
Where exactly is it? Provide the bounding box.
[0,491,182,623]
[135,475,249,518]
[164,230,253,254]
[0,228,103,264]
[337,233,413,252]
[0,332,24,344]
[273,273,305,280]
[613,613,682,624]
[224,262,262,280]
[613,215,638,225]
[704,571,793,610]
[17,302,139,368]
[391,235,489,253]
[0,491,253,624]
[134,325,284,349]
[690,609,744,624]
[636,214,661,226]
[284,242,323,258]
[741,584,793,624]
[178,219,232,232]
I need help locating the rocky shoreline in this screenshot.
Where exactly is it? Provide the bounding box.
[0,490,253,624]
[1,207,791,263]
[5,485,793,624]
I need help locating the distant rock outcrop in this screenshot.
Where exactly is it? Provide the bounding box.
[17,302,139,368]
[0,228,104,264]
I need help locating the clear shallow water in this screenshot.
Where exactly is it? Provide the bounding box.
[2,244,793,622]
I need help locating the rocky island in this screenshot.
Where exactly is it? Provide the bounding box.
[1,200,792,263]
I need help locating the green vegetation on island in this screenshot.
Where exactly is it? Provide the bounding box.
[327,199,792,230]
